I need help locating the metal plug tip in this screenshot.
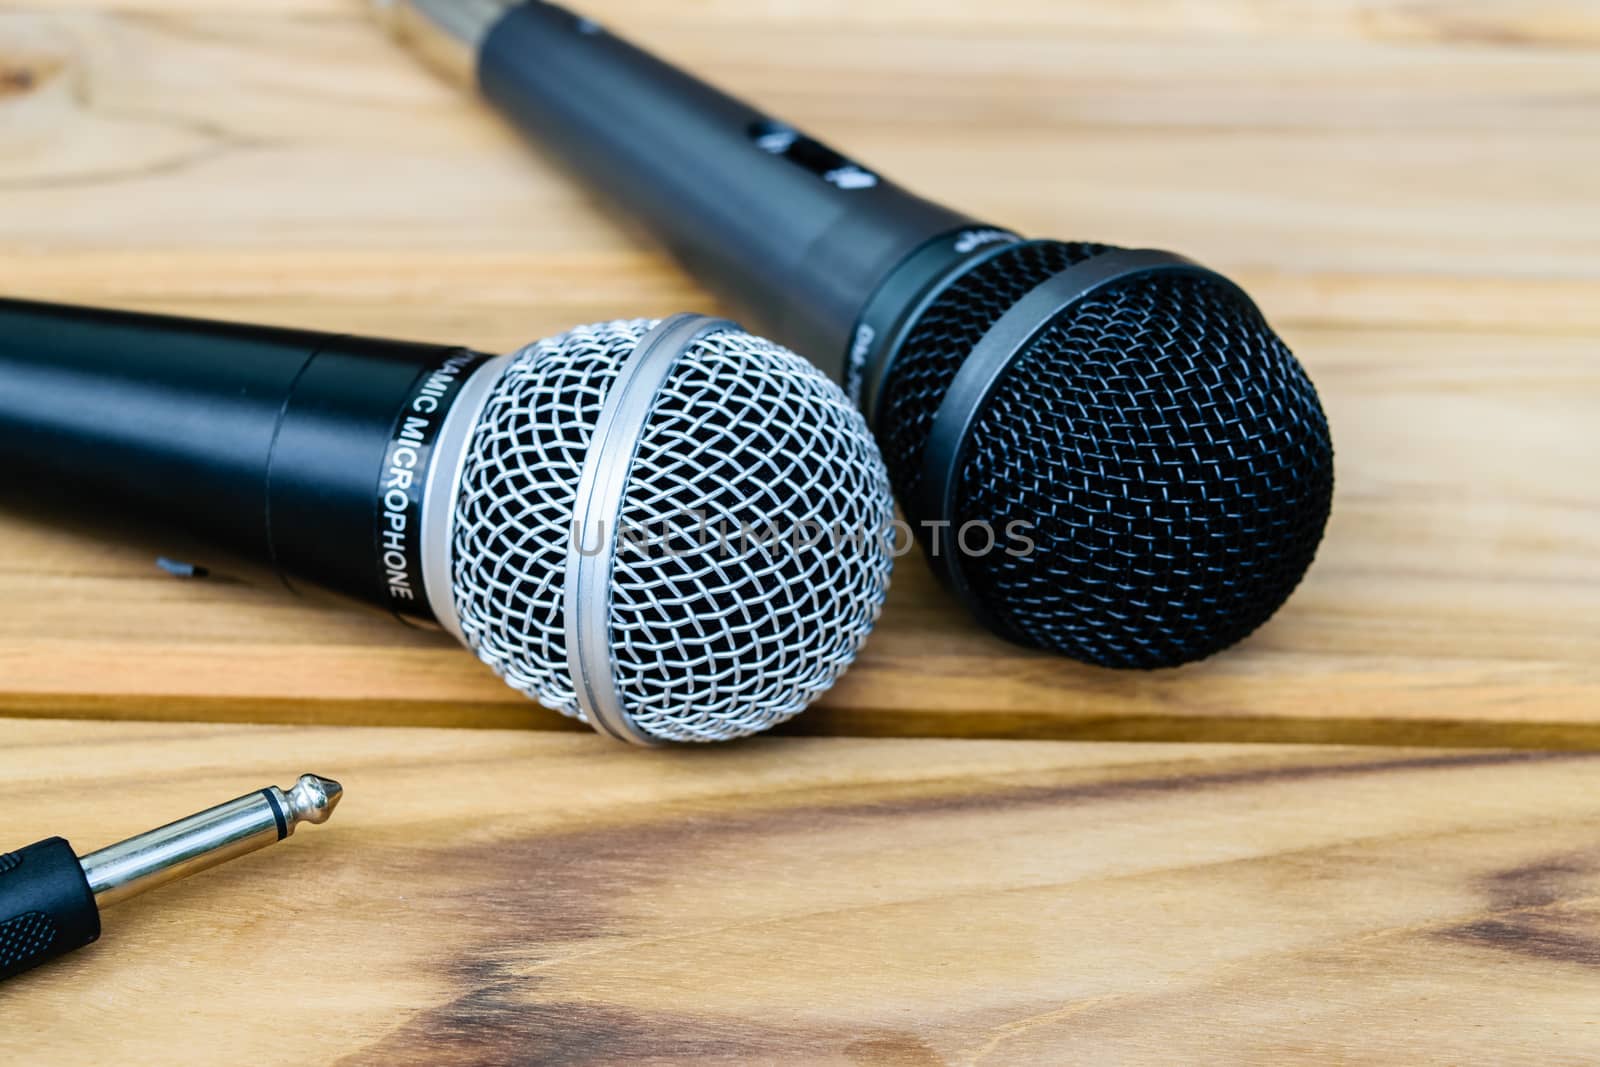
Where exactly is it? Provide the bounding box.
[285,774,343,828]
[375,0,513,86]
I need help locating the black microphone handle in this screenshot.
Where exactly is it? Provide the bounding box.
[0,298,489,623]
[476,2,991,385]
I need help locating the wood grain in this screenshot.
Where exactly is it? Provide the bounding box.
[3,719,1600,1064]
[0,2,1597,746]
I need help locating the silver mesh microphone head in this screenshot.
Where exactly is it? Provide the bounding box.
[434,316,894,744]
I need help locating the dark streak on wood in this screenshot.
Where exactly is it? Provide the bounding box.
[1483,856,1596,911]
[844,1034,947,1066]
[1445,917,1600,968]
[787,709,1600,752]
[13,685,1600,752]
[1,67,36,95]
[1419,14,1542,48]
[1438,851,1600,968]
[335,993,942,1067]
[0,50,67,98]
[339,748,1600,1063]
[818,749,1600,822]
[343,833,945,1066]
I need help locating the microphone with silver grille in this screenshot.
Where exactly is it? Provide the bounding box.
[377,0,1336,670]
[0,300,895,743]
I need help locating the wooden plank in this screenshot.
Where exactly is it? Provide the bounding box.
[0,5,1596,747]
[3,719,1600,1063]
[2,10,1597,330]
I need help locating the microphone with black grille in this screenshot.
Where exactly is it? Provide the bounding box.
[378,0,1336,670]
[0,300,895,743]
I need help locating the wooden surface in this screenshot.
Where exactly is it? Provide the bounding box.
[1,4,1599,1062]
[1,1,1598,746]
[4,719,1600,1064]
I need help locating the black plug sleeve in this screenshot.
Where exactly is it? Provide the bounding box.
[0,837,99,982]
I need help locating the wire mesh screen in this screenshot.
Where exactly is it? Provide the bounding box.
[879,241,1333,667]
[451,320,894,741]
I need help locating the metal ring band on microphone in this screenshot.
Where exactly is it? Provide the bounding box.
[917,248,1245,628]
[420,350,516,642]
[564,314,736,745]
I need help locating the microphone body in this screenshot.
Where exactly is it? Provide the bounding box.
[379,0,1337,670]
[0,299,896,743]
[476,2,983,381]
[0,299,484,623]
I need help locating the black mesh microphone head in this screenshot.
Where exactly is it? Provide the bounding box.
[875,240,1333,669]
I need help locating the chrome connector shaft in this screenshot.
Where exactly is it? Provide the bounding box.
[372,0,516,85]
[80,775,343,908]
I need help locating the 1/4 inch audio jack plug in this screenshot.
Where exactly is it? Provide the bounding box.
[0,774,343,982]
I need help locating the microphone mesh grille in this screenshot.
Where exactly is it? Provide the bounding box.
[450,320,894,742]
[879,242,1334,668]
[880,241,1108,506]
